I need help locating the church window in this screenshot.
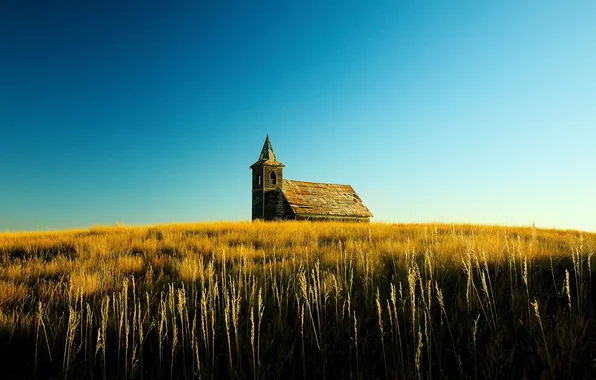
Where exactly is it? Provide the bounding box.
[256,173,261,186]
[270,171,277,185]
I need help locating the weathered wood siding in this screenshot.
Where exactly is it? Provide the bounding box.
[263,189,294,220]
[252,166,287,221]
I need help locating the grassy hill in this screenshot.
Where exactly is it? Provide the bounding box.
[0,221,594,379]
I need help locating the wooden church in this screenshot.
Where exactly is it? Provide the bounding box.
[250,135,372,222]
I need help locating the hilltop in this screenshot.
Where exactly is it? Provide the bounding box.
[0,221,595,379]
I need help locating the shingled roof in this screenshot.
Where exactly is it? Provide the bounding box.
[250,135,285,168]
[281,179,373,218]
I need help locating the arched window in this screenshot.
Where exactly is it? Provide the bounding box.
[269,171,277,185]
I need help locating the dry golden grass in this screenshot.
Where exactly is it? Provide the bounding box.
[0,279,29,308]
[0,221,594,379]
[69,270,101,296]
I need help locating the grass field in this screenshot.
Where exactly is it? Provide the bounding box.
[0,221,594,379]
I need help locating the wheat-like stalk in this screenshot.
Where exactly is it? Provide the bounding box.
[353,310,359,377]
[376,288,388,379]
[531,299,553,374]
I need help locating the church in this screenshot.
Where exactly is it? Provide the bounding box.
[250,135,373,222]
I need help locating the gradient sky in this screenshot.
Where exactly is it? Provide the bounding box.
[1,1,595,232]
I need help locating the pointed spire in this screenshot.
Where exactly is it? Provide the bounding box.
[250,134,285,168]
[259,134,276,161]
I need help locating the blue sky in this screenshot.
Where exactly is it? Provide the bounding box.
[1,1,595,232]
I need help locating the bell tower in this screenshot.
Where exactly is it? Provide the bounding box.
[250,135,284,220]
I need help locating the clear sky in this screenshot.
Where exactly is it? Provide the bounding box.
[1,1,594,232]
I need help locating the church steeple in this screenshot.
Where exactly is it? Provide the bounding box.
[251,134,284,168]
[250,135,285,220]
[260,134,275,161]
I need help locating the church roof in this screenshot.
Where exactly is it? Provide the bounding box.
[281,179,373,218]
[250,135,285,168]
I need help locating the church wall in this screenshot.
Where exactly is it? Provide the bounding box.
[252,166,264,220]
[263,167,283,191]
[263,189,294,220]
[252,190,264,220]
